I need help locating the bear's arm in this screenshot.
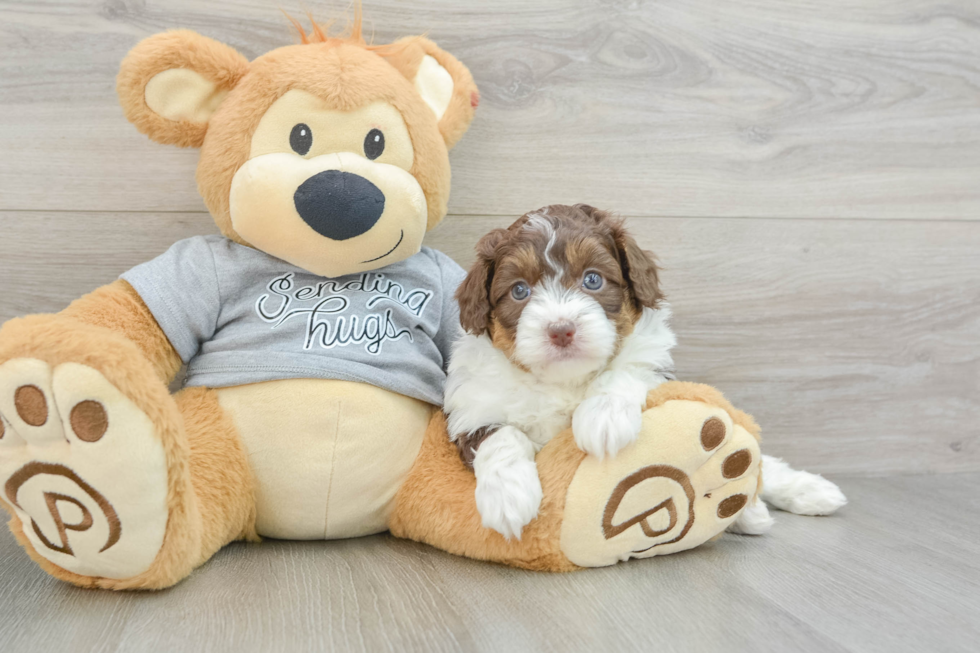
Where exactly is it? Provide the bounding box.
[60,279,182,384]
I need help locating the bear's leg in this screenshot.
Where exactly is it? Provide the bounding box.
[173,387,258,568]
[0,316,254,589]
[389,381,763,571]
[389,411,581,571]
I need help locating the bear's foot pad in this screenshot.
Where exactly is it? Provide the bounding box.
[0,358,169,580]
[560,399,761,567]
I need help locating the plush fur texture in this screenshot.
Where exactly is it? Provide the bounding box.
[282,14,477,146]
[390,410,583,572]
[175,387,259,559]
[196,40,452,241]
[117,30,250,149]
[414,37,480,148]
[0,315,200,589]
[0,318,256,588]
[392,380,766,570]
[117,21,477,247]
[60,280,182,383]
[0,12,482,588]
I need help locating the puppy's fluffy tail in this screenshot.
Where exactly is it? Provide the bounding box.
[760,454,848,516]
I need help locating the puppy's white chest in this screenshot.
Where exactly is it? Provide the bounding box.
[517,384,587,450]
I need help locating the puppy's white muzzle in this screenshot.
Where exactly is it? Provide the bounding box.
[514,279,617,380]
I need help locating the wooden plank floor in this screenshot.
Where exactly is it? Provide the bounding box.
[1,0,979,218]
[2,473,978,653]
[0,0,978,651]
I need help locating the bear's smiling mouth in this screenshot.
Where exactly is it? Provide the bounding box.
[361,230,404,264]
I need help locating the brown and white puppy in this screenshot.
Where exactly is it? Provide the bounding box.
[446,204,847,540]
[445,204,678,539]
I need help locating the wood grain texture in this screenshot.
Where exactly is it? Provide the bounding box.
[1,211,977,475]
[1,0,979,218]
[1,2,978,649]
[1,473,978,652]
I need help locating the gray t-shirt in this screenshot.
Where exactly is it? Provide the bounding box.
[122,236,465,405]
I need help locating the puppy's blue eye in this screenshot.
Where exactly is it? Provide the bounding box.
[583,272,603,291]
[511,283,531,300]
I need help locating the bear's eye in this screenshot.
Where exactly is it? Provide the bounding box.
[511,282,531,301]
[364,129,385,160]
[582,271,604,291]
[290,123,312,155]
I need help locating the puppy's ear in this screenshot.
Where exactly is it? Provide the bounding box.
[377,37,479,150]
[456,229,507,335]
[117,30,249,148]
[574,205,663,308]
[610,220,663,310]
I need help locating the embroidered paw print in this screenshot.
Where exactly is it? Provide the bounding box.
[0,358,169,580]
[560,400,762,567]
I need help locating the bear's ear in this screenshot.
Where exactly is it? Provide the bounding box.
[117,30,250,148]
[377,37,479,150]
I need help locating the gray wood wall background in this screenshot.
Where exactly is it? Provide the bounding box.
[1,0,978,477]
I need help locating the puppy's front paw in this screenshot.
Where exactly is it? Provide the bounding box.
[573,394,643,459]
[474,458,543,540]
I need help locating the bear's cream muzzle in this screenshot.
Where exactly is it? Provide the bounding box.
[229,151,427,278]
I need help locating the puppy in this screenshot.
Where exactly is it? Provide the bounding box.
[446,204,846,539]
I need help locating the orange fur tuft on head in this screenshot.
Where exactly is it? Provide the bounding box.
[282,4,423,59]
[283,3,365,45]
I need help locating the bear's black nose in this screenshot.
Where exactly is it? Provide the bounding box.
[293,170,386,241]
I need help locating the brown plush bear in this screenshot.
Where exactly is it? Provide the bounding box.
[0,15,762,589]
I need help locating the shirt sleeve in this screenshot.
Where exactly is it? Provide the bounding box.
[120,236,221,363]
[431,249,466,371]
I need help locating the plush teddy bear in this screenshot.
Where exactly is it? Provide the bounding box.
[0,15,762,589]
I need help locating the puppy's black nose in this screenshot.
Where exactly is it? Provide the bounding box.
[293,170,386,241]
